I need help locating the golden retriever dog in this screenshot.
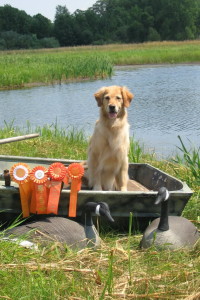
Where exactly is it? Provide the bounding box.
[87,85,134,191]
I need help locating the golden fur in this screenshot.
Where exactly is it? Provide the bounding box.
[87,85,134,191]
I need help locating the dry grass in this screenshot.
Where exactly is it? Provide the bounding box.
[1,40,200,54]
[0,236,199,299]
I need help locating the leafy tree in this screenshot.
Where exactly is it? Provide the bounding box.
[54,5,76,46]
[127,21,145,43]
[31,14,53,39]
[0,31,39,49]
[1,0,200,49]
[39,37,60,48]
[148,27,161,41]
[73,9,94,45]
[151,0,199,40]
[0,5,32,34]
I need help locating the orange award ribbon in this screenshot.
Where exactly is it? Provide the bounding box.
[47,162,67,214]
[30,166,48,214]
[10,163,31,218]
[67,163,84,217]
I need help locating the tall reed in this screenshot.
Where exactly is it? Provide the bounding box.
[0,52,113,89]
[129,137,143,163]
[128,212,133,284]
[173,135,200,185]
[1,40,200,89]
[100,249,114,299]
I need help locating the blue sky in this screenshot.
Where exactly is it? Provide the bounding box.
[1,0,97,21]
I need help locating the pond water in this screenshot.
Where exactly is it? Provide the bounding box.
[0,64,200,158]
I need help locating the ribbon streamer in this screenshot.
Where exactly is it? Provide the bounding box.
[10,163,31,218]
[67,163,84,217]
[30,166,48,214]
[47,162,67,214]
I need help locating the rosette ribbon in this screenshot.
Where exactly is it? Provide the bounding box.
[10,163,31,218]
[67,163,84,217]
[47,162,67,214]
[30,166,48,214]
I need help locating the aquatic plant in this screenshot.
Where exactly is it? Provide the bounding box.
[0,52,113,89]
[1,40,200,89]
[173,135,200,185]
[129,137,143,163]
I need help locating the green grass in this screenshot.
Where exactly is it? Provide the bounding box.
[173,135,200,186]
[106,40,200,65]
[0,122,88,160]
[0,232,199,299]
[0,51,112,89]
[1,40,200,89]
[0,126,199,298]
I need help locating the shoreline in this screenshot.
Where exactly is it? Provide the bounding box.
[1,62,200,91]
[115,61,200,68]
[1,40,200,90]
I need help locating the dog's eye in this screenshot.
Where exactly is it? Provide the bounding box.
[116,96,121,100]
[105,96,110,100]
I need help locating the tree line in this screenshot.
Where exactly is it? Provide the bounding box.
[0,0,200,50]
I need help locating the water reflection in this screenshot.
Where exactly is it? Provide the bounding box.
[0,64,200,158]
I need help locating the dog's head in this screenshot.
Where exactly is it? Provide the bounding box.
[94,86,134,119]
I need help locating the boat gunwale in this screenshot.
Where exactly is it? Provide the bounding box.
[0,155,193,195]
[0,156,193,221]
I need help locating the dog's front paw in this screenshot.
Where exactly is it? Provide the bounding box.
[93,185,102,191]
[120,186,127,192]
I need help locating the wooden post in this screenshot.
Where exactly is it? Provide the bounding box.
[0,133,40,145]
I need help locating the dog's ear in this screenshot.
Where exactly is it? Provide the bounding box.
[121,87,134,107]
[94,87,106,107]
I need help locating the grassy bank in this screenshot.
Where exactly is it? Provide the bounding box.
[103,40,200,65]
[0,125,200,299]
[0,52,112,89]
[0,123,88,160]
[1,40,200,89]
[0,235,199,299]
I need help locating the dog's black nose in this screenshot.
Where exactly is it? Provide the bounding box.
[109,105,116,112]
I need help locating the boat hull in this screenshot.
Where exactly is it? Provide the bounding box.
[0,155,193,225]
